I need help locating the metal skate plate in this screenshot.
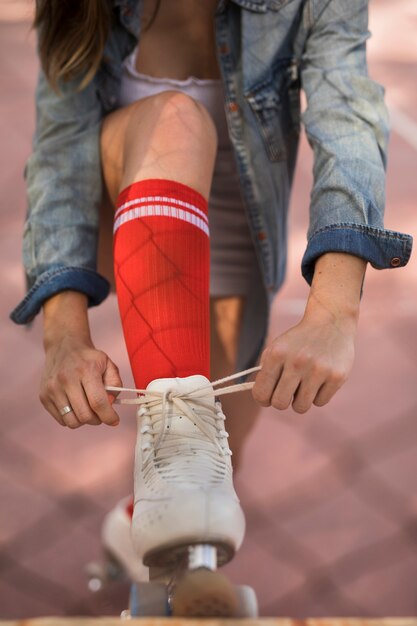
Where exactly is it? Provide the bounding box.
[128,543,259,618]
[143,538,234,569]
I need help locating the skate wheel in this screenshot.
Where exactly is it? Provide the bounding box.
[236,584,259,617]
[85,552,125,591]
[129,581,170,617]
[171,568,239,617]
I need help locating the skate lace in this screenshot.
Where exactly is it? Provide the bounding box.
[106,366,261,487]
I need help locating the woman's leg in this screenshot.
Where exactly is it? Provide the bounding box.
[100,92,217,387]
[101,94,248,576]
[100,93,260,464]
[98,94,254,584]
[210,297,261,471]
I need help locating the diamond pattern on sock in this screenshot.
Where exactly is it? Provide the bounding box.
[113,179,210,388]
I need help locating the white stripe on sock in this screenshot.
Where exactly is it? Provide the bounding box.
[115,195,208,225]
[113,204,210,237]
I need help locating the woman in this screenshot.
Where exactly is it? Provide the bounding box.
[10,0,412,609]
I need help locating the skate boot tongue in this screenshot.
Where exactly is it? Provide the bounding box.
[146,375,215,436]
[139,375,232,489]
[147,375,213,398]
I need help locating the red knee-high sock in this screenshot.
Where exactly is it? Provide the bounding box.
[113,179,210,388]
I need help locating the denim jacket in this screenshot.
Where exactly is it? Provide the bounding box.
[10,0,413,372]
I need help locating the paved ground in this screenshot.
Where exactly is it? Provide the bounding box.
[3,619,416,626]
[1,0,417,619]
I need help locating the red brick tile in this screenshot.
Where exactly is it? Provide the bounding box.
[0,577,55,620]
[223,535,305,615]
[346,551,417,616]
[0,467,55,545]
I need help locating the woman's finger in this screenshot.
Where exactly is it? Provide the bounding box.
[51,395,82,429]
[65,382,102,426]
[292,374,325,414]
[103,359,123,406]
[42,399,67,427]
[252,346,285,406]
[270,367,301,411]
[82,373,120,426]
[313,372,347,407]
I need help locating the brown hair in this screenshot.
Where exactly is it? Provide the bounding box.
[33,0,161,94]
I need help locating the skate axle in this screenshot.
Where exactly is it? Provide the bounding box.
[188,544,217,570]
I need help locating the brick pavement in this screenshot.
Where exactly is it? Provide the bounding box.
[1,0,417,619]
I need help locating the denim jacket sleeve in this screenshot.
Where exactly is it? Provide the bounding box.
[300,0,412,283]
[9,65,110,325]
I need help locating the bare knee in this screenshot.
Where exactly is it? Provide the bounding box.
[117,91,218,199]
[130,91,218,152]
[150,91,218,145]
[101,90,218,203]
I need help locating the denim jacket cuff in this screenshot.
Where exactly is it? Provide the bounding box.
[301,223,413,285]
[10,266,111,325]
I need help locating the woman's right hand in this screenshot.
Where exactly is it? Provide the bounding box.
[40,335,123,428]
[40,290,124,429]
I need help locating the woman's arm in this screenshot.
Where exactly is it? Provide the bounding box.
[9,61,111,326]
[251,1,410,412]
[297,0,411,283]
[40,291,122,428]
[252,252,366,413]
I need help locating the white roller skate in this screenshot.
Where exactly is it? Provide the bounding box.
[105,367,261,618]
[85,496,149,591]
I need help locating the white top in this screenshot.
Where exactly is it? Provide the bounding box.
[117,46,231,148]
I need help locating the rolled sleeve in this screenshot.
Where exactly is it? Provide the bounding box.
[301,223,413,285]
[10,267,111,325]
[9,55,106,326]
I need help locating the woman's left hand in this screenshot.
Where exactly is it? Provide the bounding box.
[252,310,357,414]
[252,252,367,414]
